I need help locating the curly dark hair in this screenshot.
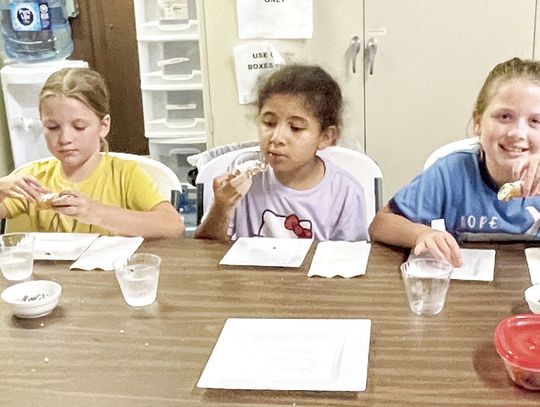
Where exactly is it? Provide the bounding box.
[257,65,343,132]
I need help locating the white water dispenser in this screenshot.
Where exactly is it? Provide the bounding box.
[0,59,87,167]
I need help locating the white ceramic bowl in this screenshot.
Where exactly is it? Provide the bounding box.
[1,280,62,318]
[525,285,540,314]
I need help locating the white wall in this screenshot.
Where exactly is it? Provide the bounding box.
[0,37,13,176]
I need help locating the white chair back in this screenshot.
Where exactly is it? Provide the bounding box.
[318,146,383,224]
[423,137,480,170]
[195,145,383,225]
[108,152,183,209]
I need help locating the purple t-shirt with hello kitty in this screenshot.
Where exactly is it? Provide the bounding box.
[232,157,368,241]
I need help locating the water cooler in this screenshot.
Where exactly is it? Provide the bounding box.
[0,0,83,168]
[0,59,87,167]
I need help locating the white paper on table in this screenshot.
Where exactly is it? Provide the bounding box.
[407,249,495,281]
[236,0,313,39]
[31,233,99,260]
[233,41,284,104]
[525,247,540,284]
[426,219,495,281]
[69,236,144,271]
[197,318,371,392]
[220,237,313,268]
[451,249,495,281]
[308,241,371,278]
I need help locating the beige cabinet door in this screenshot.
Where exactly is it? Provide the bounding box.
[201,0,365,149]
[364,0,536,200]
[203,0,536,202]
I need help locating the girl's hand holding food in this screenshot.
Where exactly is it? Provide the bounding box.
[0,174,48,202]
[516,155,540,198]
[212,171,253,215]
[51,190,99,224]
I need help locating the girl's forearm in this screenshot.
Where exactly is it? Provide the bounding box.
[90,202,184,239]
[194,202,232,241]
[369,205,432,248]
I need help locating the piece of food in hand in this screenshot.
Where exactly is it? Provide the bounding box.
[234,160,268,178]
[497,181,522,201]
[36,192,60,209]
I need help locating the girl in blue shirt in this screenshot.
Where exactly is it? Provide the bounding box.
[369,58,540,266]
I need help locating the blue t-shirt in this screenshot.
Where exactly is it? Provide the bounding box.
[390,147,540,242]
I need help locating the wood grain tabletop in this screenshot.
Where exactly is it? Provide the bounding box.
[0,238,537,407]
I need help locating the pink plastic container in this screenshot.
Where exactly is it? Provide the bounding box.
[494,314,540,390]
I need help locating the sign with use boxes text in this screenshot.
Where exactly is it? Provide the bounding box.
[233,41,284,104]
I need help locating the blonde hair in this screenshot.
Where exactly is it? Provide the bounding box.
[39,67,111,152]
[474,57,540,119]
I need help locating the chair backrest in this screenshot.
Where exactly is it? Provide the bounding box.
[318,146,383,224]
[107,152,183,210]
[1,153,183,234]
[423,137,480,170]
[195,145,383,225]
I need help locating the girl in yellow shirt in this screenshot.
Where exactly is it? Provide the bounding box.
[0,68,184,239]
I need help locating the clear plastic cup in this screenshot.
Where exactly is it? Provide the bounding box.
[400,258,453,315]
[0,233,35,281]
[113,253,161,307]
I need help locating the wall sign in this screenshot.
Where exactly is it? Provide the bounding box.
[233,41,284,104]
[236,0,313,39]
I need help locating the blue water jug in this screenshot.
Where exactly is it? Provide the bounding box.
[0,0,73,62]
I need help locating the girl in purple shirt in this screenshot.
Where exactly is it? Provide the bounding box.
[195,65,367,241]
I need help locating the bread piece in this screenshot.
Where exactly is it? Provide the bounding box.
[36,192,60,210]
[234,160,268,178]
[497,181,522,201]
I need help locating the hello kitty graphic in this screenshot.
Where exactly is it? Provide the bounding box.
[256,209,313,239]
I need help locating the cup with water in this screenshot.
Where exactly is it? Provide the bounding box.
[113,253,161,307]
[0,233,35,281]
[400,258,453,316]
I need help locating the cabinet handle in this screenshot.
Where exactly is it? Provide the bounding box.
[367,38,377,75]
[350,35,361,74]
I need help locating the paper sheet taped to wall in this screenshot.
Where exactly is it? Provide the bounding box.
[233,41,284,104]
[236,0,313,39]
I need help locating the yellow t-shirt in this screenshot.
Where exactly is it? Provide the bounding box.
[4,154,167,235]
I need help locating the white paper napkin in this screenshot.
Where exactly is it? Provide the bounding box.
[220,237,313,267]
[308,241,371,278]
[407,248,495,281]
[424,219,496,281]
[31,233,99,260]
[69,236,144,271]
[525,248,540,284]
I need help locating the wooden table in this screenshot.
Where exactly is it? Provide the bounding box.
[0,239,538,406]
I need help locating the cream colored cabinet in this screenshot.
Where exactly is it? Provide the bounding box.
[202,0,536,199]
[201,0,364,150]
[365,0,535,200]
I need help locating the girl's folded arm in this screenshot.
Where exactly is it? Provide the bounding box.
[369,205,431,248]
[369,205,462,266]
[90,201,184,239]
